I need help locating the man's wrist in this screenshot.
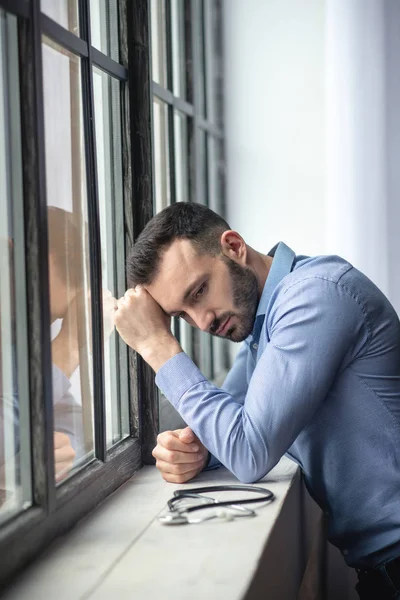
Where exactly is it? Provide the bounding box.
[139,335,183,373]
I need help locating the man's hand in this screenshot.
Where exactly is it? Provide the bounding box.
[54,432,76,483]
[152,427,209,483]
[115,287,182,371]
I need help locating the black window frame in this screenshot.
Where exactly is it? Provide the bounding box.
[0,0,159,587]
[0,0,225,588]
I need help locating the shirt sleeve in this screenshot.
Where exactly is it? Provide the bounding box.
[156,276,369,483]
[205,342,250,470]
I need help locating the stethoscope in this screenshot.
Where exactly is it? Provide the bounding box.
[159,484,275,525]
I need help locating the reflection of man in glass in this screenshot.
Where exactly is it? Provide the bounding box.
[47,206,87,479]
[1,208,84,489]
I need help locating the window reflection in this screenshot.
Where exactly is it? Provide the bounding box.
[151,0,168,88]
[90,0,119,62]
[41,0,79,36]
[93,67,129,446]
[0,10,31,521]
[42,38,95,481]
[153,98,170,212]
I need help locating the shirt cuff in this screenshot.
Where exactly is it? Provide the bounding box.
[205,453,222,471]
[52,363,71,405]
[155,352,207,409]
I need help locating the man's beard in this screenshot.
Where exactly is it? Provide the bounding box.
[209,258,259,342]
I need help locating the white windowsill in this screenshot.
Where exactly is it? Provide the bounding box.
[2,458,299,600]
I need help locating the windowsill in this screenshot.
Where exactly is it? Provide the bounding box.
[2,458,300,600]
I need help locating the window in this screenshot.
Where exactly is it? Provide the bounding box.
[0,0,154,586]
[149,0,228,431]
[0,0,226,586]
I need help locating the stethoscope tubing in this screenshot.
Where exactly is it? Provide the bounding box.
[168,484,274,514]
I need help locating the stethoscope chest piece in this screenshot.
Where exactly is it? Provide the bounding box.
[158,513,188,525]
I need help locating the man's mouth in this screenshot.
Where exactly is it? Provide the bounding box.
[216,316,231,336]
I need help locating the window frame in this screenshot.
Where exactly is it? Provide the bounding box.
[149,0,228,380]
[0,0,157,587]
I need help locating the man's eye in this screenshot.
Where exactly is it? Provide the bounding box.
[195,284,206,299]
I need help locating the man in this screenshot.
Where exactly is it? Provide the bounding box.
[114,202,400,599]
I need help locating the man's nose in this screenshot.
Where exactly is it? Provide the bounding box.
[190,309,214,333]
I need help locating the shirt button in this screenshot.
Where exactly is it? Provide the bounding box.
[252,343,258,350]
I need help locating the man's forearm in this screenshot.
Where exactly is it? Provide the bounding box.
[140,335,183,373]
[51,335,80,379]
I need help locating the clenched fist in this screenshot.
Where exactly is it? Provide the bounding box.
[115,287,182,371]
[54,432,76,482]
[152,427,209,483]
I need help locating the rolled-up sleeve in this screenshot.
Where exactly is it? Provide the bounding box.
[156,276,369,483]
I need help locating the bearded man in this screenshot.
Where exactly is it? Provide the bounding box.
[115,202,400,600]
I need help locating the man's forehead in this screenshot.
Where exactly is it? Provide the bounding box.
[157,239,210,276]
[146,239,214,310]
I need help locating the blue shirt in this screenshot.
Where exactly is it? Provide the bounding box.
[156,242,400,568]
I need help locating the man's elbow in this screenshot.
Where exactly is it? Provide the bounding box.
[231,460,268,484]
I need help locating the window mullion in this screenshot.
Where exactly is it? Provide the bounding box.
[78,0,107,463]
[27,0,56,513]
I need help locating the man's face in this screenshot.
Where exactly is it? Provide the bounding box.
[146,239,259,342]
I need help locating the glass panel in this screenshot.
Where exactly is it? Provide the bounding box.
[93,67,129,446]
[196,0,206,117]
[150,0,168,87]
[204,0,218,124]
[41,0,79,36]
[0,10,31,522]
[208,135,223,214]
[171,0,186,98]
[153,98,170,212]
[42,38,94,482]
[90,0,119,63]
[198,128,207,205]
[174,110,189,203]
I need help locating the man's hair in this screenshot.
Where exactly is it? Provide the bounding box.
[127,202,231,286]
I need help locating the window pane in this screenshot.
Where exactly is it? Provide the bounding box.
[174,111,189,203]
[150,0,168,88]
[153,98,170,212]
[0,10,31,522]
[42,38,94,482]
[41,0,79,36]
[208,135,224,214]
[171,0,186,99]
[196,0,206,117]
[198,127,207,205]
[93,67,129,446]
[90,0,119,63]
[204,0,218,124]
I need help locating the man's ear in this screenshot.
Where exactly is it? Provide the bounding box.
[220,230,247,264]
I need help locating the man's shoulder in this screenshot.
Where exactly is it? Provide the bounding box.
[282,253,353,292]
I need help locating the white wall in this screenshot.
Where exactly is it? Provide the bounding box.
[223,0,326,257]
[223,0,400,315]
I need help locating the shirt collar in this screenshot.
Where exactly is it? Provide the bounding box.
[250,242,296,344]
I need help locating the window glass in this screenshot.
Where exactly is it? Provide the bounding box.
[42,38,94,482]
[41,0,79,36]
[0,10,31,522]
[150,0,168,88]
[171,0,186,99]
[90,0,119,63]
[93,67,129,446]
[153,98,170,212]
[204,0,218,124]
[174,110,189,203]
[196,0,206,117]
